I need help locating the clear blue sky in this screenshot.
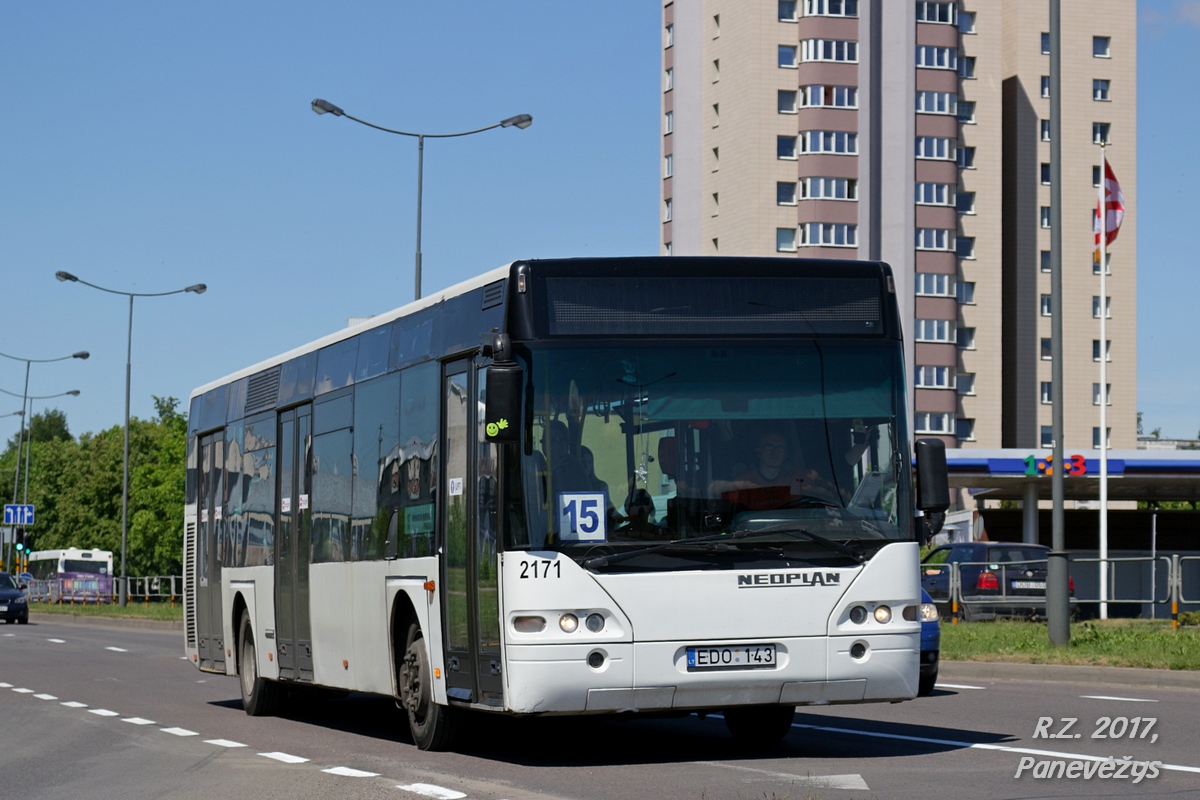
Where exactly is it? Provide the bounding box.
[1,2,1196,441]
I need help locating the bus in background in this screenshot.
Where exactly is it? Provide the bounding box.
[184,257,949,750]
[25,548,115,603]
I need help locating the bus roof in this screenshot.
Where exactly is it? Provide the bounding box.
[27,548,112,559]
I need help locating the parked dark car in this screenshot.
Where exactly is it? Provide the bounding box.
[921,542,1075,621]
[918,587,940,696]
[0,572,29,625]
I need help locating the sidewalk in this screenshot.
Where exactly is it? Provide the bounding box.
[942,659,1200,690]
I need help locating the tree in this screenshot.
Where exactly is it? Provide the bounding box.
[5,408,72,451]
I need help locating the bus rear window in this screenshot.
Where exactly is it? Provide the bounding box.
[63,560,108,575]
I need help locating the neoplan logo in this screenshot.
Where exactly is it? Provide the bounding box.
[737,572,841,588]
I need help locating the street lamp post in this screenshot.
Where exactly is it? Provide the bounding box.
[55,272,206,606]
[311,98,532,301]
[0,389,82,506]
[0,351,89,570]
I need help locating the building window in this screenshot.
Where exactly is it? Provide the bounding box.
[916,182,955,206]
[956,191,976,214]
[1093,36,1111,58]
[664,154,673,178]
[800,222,858,247]
[916,90,958,115]
[1093,383,1112,406]
[664,68,674,91]
[1093,79,1110,101]
[777,182,798,205]
[800,85,858,108]
[915,228,955,251]
[664,241,672,256]
[665,24,673,48]
[958,101,976,123]
[957,372,976,395]
[916,412,956,434]
[1093,427,1111,449]
[958,11,975,33]
[779,45,799,68]
[1094,252,1112,275]
[915,272,955,297]
[958,327,976,349]
[779,0,799,21]
[914,318,956,343]
[915,365,954,389]
[1041,32,1050,54]
[801,130,858,154]
[776,228,798,252]
[957,281,976,303]
[801,39,859,62]
[956,418,976,441]
[778,90,798,113]
[916,1,957,24]
[1041,426,1055,448]
[1041,250,1051,272]
[1093,165,1102,187]
[777,135,798,159]
[1040,294,1052,316]
[957,146,976,168]
[1092,296,1112,318]
[1092,339,1111,361]
[663,198,672,222]
[804,176,858,199]
[1041,163,1052,185]
[956,238,976,259]
[1040,206,1052,228]
[1041,76,1051,98]
[664,111,673,134]
[804,0,859,16]
[916,45,958,69]
[1040,381,1053,404]
[1041,119,1051,141]
[959,56,976,78]
[1041,338,1052,359]
[1093,122,1111,144]
[916,136,955,160]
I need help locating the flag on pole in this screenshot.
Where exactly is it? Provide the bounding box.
[1093,161,1124,264]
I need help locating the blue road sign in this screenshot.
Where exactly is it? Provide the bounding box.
[4,504,34,526]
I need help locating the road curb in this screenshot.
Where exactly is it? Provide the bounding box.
[27,611,183,633]
[942,659,1200,690]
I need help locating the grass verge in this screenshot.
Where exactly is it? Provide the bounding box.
[941,619,1200,670]
[29,601,183,622]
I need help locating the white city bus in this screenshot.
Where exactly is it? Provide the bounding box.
[25,548,115,602]
[184,257,949,750]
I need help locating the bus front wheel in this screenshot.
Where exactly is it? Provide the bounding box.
[239,610,281,717]
[399,622,458,751]
[723,704,796,747]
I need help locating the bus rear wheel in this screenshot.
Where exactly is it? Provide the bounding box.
[723,704,796,747]
[239,610,281,716]
[398,622,458,751]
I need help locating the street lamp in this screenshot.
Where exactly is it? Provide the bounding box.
[311,98,533,301]
[0,350,88,570]
[55,271,206,606]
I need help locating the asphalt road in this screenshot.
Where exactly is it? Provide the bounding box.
[2,617,1198,800]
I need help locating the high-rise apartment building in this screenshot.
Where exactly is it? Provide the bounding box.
[661,0,1136,456]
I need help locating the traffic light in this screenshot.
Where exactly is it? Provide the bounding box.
[14,528,25,554]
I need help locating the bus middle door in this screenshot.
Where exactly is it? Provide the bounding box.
[275,405,314,681]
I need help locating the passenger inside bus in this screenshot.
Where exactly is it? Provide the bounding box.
[710,430,838,506]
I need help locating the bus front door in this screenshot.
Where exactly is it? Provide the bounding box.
[197,431,225,672]
[441,361,504,707]
[275,405,314,681]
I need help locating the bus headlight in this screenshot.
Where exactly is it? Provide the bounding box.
[873,605,892,624]
[559,613,579,633]
[513,615,546,633]
[585,613,605,633]
[849,605,868,624]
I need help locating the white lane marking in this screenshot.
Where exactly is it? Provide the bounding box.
[205,739,247,748]
[34,694,57,700]
[0,682,11,688]
[2,633,13,637]
[88,709,120,717]
[936,682,987,690]
[1080,694,1158,703]
[47,638,65,643]
[694,762,868,791]
[122,717,156,725]
[259,752,310,764]
[61,701,87,708]
[789,720,1200,775]
[160,727,199,737]
[105,647,129,653]
[322,767,379,777]
[12,688,35,694]
[395,783,469,799]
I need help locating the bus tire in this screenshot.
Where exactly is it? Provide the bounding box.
[723,704,795,747]
[239,610,281,717]
[399,622,458,751]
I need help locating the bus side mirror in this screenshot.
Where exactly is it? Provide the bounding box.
[485,362,522,444]
[915,438,950,538]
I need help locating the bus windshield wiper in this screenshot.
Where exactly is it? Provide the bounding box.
[729,523,866,564]
[581,529,783,569]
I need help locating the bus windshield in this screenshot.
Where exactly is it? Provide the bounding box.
[511,341,912,564]
[63,559,108,575]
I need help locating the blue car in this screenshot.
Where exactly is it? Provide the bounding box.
[0,572,30,625]
[918,587,940,696]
